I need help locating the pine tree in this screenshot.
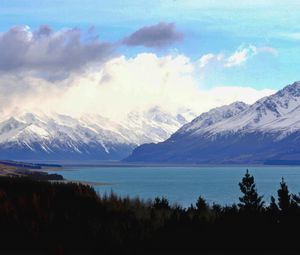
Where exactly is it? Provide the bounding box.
[238,170,264,211]
[196,196,209,211]
[269,196,279,212]
[153,197,170,210]
[277,178,290,211]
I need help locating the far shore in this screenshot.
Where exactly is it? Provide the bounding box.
[53,179,112,186]
[0,162,112,186]
[24,160,300,169]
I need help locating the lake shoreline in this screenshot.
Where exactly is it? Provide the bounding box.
[25,161,300,169]
[47,165,300,208]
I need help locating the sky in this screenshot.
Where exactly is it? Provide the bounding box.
[0,0,299,120]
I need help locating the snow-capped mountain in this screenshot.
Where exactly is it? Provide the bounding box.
[176,101,249,136]
[125,81,300,164]
[0,107,195,160]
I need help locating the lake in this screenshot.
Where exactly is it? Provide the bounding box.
[51,166,300,208]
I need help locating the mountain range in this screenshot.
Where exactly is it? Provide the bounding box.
[0,107,195,160]
[125,81,300,164]
[2,81,300,163]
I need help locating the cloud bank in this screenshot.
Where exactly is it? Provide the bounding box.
[122,23,183,48]
[0,25,114,79]
[0,53,275,121]
[0,25,276,121]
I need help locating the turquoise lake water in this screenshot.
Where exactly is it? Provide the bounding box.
[52,166,300,207]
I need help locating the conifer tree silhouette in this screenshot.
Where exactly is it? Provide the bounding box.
[277,178,291,211]
[196,196,209,211]
[269,196,279,212]
[238,169,264,211]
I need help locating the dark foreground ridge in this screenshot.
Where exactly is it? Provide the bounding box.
[0,172,299,255]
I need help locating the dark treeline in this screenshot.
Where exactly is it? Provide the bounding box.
[0,170,300,254]
[0,160,62,169]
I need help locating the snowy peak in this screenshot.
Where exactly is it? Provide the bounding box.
[231,81,300,131]
[123,107,195,144]
[178,81,300,136]
[252,81,300,117]
[125,81,300,164]
[177,101,249,135]
[0,107,194,160]
[277,81,300,97]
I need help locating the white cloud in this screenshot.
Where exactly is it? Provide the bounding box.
[224,45,257,67]
[199,45,277,69]
[0,53,275,121]
[204,86,274,105]
[199,53,224,68]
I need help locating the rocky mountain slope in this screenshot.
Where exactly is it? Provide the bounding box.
[125,81,300,164]
[0,107,194,160]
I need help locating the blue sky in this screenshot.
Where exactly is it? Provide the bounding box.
[0,1,300,118]
[1,0,300,89]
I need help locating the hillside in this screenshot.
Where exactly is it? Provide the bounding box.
[125,81,300,164]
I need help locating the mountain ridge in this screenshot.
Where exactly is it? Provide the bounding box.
[125,81,300,164]
[0,107,195,160]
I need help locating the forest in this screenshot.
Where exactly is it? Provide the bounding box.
[0,170,299,254]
